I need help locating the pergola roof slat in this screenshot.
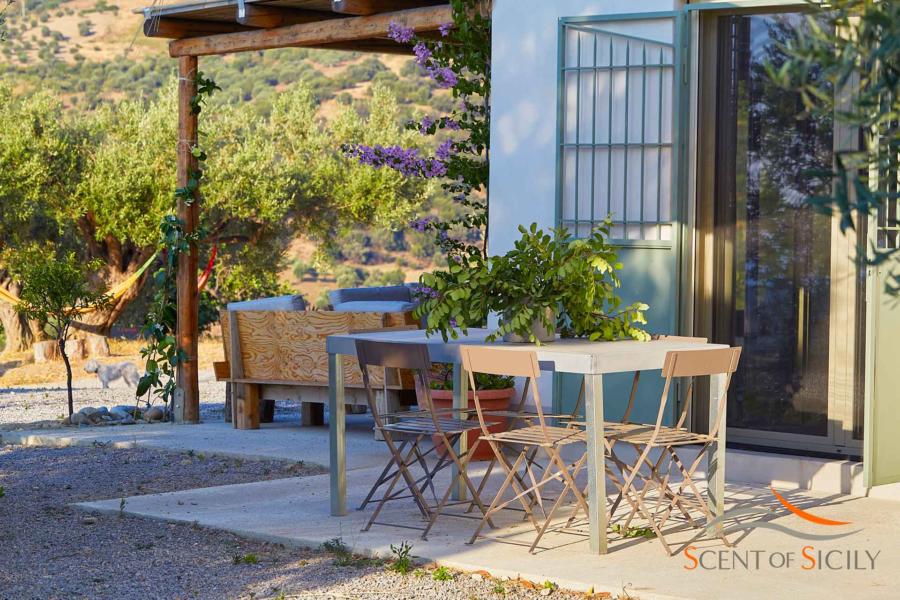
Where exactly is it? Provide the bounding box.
[167,4,451,57]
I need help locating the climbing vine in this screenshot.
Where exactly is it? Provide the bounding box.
[345,0,491,263]
[136,73,219,416]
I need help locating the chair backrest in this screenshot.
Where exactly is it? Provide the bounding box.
[460,345,550,440]
[355,339,431,372]
[662,348,741,378]
[652,347,742,440]
[459,346,541,379]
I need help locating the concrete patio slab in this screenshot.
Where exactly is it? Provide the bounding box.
[1,416,385,471]
[78,465,900,600]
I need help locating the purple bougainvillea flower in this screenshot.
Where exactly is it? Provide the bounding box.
[443,118,460,131]
[413,42,432,67]
[436,139,453,161]
[387,21,415,44]
[439,22,452,37]
[419,115,435,133]
[429,66,458,89]
[410,216,437,232]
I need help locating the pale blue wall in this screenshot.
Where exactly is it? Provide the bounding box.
[488,0,678,254]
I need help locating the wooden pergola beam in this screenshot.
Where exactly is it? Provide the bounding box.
[169,4,450,57]
[145,17,253,39]
[237,5,337,29]
[330,0,433,16]
[175,55,201,424]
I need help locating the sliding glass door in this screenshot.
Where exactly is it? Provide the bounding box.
[707,11,864,455]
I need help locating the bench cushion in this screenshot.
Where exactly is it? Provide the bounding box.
[226,295,306,312]
[332,300,418,313]
[328,284,412,307]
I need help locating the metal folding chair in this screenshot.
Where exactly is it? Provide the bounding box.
[355,339,493,539]
[460,345,589,553]
[609,347,741,555]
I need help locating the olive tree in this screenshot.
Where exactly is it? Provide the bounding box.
[10,247,109,417]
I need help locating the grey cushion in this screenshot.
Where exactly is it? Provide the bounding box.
[331,301,417,313]
[226,294,307,312]
[328,284,412,307]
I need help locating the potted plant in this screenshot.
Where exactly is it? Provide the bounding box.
[415,221,650,344]
[428,363,515,461]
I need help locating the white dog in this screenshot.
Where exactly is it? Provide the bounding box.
[84,360,141,389]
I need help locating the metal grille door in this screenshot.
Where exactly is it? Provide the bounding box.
[559,17,679,242]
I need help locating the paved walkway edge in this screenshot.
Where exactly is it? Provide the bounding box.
[74,498,693,600]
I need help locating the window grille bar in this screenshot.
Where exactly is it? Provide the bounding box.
[575,32,581,227]
[590,33,598,227]
[623,40,630,238]
[657,46,664,240]
[606,35,614,221]
[640,44,647,228]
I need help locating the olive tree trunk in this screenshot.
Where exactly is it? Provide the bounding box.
[0,271,40,354]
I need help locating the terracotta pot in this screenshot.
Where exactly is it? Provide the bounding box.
[430,387,515,461]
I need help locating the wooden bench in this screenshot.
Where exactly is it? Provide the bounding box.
[215,310,417,429]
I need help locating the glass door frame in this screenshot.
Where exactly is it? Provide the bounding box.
[685,2,864,457]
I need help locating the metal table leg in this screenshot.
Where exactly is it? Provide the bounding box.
[707,372,727,535]
[329,353,347,517]
[585,373,608,554]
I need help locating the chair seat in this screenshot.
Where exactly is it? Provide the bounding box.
[379,416,481,436]
[612,425,712,447]
[565,420,646,435]
[483,425,585,447]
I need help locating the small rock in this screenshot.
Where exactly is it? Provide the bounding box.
[540,587,553,597]
[470,573,484,581]
[80,516,98,525]
[70,413,91,426]
[145,407,164,421]
[108,408,128,420]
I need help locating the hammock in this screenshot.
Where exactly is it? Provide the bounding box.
[0,245,219,315]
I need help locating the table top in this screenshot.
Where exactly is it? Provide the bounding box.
[326,328,728,375]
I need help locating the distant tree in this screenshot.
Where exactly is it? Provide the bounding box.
[0,86,79,353]
[0,80,429,349]
[9,246,108,417]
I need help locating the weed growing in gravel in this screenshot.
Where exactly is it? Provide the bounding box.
[611,524,656,539]
[387,541,415,574]
[432,566,454,581]
[492,581,506,595]
[0,486,4,498]
[322,537,383,568]
[118,498,126,517]
[232,553,259,565]
[412,568,427,578]
[542,580,558,590]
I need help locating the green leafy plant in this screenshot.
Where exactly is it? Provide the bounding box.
[387,540,415,574]
[611,524,656,539]
[9,246,109,417]
[416,222,649,344]
[138,71,219,416]
[232,553,259,565]
[769,0,900,292]
[429,363,514,391]
[432,565,454,582]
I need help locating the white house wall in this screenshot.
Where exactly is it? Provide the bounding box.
[488,0,679,254]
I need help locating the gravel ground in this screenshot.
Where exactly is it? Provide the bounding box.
[0,445,596,600]
[0,370,241,430]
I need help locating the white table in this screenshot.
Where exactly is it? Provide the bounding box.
[325,329,728,554]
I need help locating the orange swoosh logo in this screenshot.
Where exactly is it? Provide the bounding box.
[770,486,851,526]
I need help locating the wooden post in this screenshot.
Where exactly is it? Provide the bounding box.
[175,55,200,424]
